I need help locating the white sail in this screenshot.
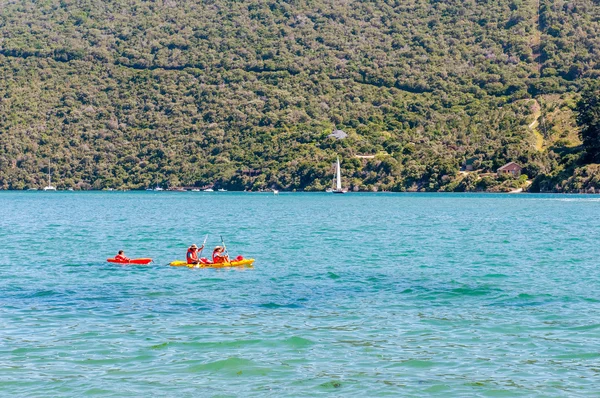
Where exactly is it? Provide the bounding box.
[336,157,342,190]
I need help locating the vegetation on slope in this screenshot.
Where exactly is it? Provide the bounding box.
[0,0,599,191]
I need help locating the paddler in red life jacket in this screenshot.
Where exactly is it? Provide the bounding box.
[114,250,130,262]
[186,244,204,264]
[212,246,230,264]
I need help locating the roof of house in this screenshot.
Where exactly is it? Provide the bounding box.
[327,129,348,140]
[497,161,522,171]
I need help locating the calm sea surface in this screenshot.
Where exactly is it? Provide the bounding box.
[1,192,599,396]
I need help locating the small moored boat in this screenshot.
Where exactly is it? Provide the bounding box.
[43,162,57,191]
[107,258,153,265]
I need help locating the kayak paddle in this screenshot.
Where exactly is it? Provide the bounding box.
[220,235,230,261]
[199,234,208,257]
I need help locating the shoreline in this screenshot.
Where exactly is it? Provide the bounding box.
[1,190,599,195]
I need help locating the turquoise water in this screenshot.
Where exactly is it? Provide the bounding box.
[1,192,599,396]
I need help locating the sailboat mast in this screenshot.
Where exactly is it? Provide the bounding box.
[336,157,342,190]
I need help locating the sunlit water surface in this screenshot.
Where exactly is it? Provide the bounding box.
[1,192,599,396]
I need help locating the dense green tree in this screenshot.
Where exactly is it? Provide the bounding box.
[0,0,598,192]
[576,83,600,162]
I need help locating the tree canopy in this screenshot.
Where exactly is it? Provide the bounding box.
[577,83,600,162]
[0,0,599,191]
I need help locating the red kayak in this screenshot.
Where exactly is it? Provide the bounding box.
[107,258,152,265]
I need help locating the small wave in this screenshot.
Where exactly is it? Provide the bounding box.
[555,352,600,360]
[398,359,435,368]
[490,292,555,307]
[197,278,226,282]
[186,357,261,373]
[318,380,342,389]
[327,272,340,279]
[283,336,314,348]
[570,323,600,331]
[84,388,113,395]
[408,284,500,300]
[259,302,302,309]
[450,285,498,297]
[337,339,375,347]
[151,339,264,350]
[483,273,508,278]
[28,290,60,298]
[582,297,600,303]
[145,291,169,297]
[464,381,492,387]
[150,342,170,350]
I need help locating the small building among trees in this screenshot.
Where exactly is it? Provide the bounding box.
[497,162,522,176]
[327,129,348,140]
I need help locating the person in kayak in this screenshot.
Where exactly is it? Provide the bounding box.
[212,246,230,263]
[114,250,130,262]
[186,244,205,264]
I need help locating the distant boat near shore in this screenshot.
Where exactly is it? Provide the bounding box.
[331,157,347,194]
[218,188,227,192]
[43,162,57,191]
[204,188,214,192]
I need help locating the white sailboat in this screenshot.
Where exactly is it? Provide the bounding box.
[332,157,347,194]
[43,162,57,191]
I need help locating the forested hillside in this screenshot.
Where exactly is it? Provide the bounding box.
[0,0,599,191]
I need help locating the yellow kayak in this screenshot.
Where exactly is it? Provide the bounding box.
[169,258,255,268]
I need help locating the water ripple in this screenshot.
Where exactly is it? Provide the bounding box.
[0,192,599,396]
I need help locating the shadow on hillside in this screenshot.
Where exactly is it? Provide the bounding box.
[549,144,584,158]
[529,145,585,192]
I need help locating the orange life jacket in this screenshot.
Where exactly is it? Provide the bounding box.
[213,251,228,263]
[115,254,129,262]
[187,249,199,264]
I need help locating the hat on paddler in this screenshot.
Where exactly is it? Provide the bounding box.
[190,244,198,249]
